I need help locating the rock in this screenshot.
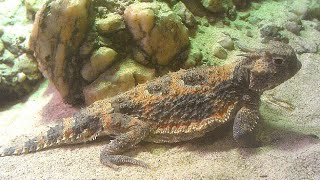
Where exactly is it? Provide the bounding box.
[213,46,227,59]
[0,26,3,37]
[260,23,284,42]
[29,0,92,105]
[246,30,253,37]
[1,25,30,56]
[260,24,281,38]
[132,47,149,65]
[315,22,320,31]
[96,13,125,34]
[290,0,320,20]
[239,12,250,20]
[17,72,27,83]
[0,53,42,100]
[290,37,318,54]
[201,0,231,13]
[218,36,234,50]
[24,0,46,20]
[81,47,117,82]
[285,21,302,35]
[124,2,189,66]
[172,2,197,27]
[233,0,251,9]
[83,59,155,105]
[182,48,203,69]
[0,40,4,56]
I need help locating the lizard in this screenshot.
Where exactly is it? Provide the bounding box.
[0,41,301,168]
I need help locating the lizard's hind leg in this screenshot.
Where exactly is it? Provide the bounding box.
[100,113,150,169]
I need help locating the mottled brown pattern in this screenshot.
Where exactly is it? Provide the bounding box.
[0,42,301,169]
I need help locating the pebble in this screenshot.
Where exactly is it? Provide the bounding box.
[0,40,4,55]
[17,72,27,82]
[0,26,3,37]
[213,46,227,59]
[285,21,302,35]
[315,22,320,32]
[291,38,318,54]
[218,36,234,50]
[239,12,250,21]
[246,30,253,37]
[260,24,281,38]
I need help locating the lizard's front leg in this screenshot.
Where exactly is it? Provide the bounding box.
[233,106,260,147]
[100,113,150,169]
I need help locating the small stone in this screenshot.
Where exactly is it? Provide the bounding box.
[173,2,197,27]
[17,72,27,82]
[81,47,118,82]
[0,40,4,56]
[0,49,15,64]
[218,36,234,50]
[213,46,227,59]
[96,13,125,34]
[0,26,3,37]
[183,48,203,69]
[287,13,301,24]
[133,48,149,65]
[201,0,225,13]
[24,0,46,20]
[285,21,302,35]
[251,3,261,10]
[315,22,320,32]
[246,30,253,37]
[260,24,281,38]
[291,37,318,54]
[239,12,250,21]
[248,16,262,25]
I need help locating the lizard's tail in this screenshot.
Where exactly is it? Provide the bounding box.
[0,111,104,157]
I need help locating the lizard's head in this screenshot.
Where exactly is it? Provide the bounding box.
[242,41,301,92]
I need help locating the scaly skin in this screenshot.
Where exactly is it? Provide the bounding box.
[0,41,301,168]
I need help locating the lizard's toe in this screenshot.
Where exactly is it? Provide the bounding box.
[100,154,149,168]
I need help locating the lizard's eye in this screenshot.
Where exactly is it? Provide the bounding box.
[273,57,284,65]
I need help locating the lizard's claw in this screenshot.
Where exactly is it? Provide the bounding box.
[100,154,149,169]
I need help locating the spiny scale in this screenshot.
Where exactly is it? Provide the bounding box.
[0,116,103,157]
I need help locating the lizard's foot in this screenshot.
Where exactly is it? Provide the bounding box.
[99,113,150,168]
[100,154,149,169]
[233,106,261,148]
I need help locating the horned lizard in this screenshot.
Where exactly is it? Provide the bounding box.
[0,41,301,168]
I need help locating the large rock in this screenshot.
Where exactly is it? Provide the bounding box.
[83,59,155,105]
[124,2,190,65]
[81,47,118,82]
[0,0,42,103]
[29,0,91,104]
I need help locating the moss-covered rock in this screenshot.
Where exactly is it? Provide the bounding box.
[81,47,118,82]
[124,2,190,65]
[83,59,155,104]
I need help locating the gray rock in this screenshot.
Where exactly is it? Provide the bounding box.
[315,22,320,31]
[201,0,225,13]
[173,1,197,27]
[260,24,281,38]
[285,21,303,35]
[0,26,3,37]
[0,40,4,56]
[290,37,318,54]
[213,46,228,59]
[218,36,235,50]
